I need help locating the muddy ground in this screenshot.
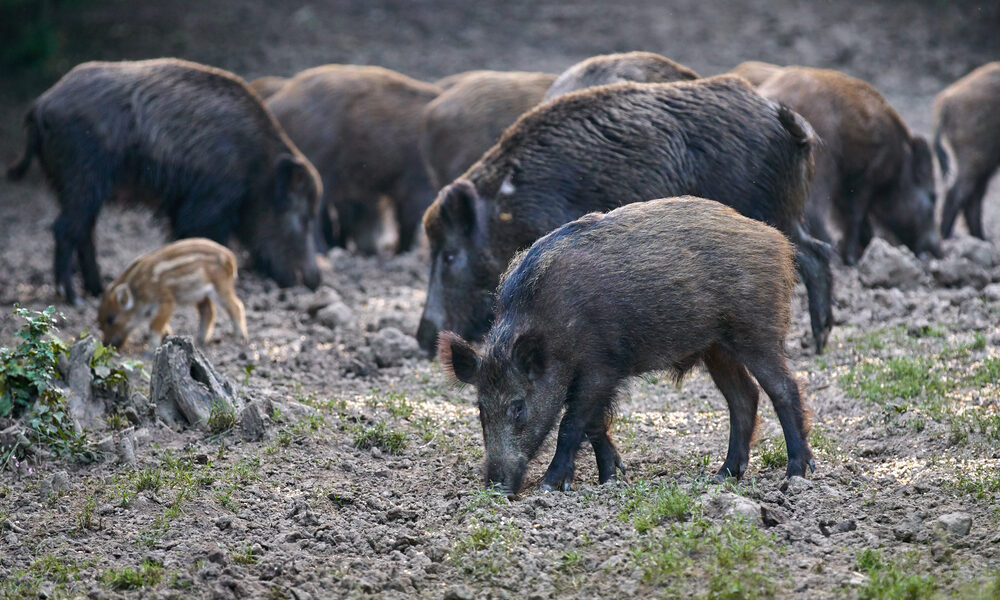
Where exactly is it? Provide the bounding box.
[2,1,1000,598]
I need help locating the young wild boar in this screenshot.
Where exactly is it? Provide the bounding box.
[5,58,322,305]
[542,51,699,101]
[728,61,783,87]
[417,75,833,356]
[98,239,248,349]
[248,75,289,100]
[934,62,1000,239]
[420,70,557,190]
[266,65,441,253]
[758,66,941,264]
[440,197,815,496]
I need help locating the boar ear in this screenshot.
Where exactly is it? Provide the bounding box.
[114,284,134,310]
[274,154,316,211]
[512,332,545,381]
[438,331,480,385]
[439,179,479,237]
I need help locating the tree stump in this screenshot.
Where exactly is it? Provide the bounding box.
[151,336,236,429]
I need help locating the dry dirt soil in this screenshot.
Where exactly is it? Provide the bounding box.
[2,1,1000,599]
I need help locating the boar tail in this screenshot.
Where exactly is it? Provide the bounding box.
[6,110,40,181]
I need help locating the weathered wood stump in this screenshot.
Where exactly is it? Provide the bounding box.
[151,336,236,429]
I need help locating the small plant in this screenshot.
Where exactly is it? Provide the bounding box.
[618,480,693,534]
[106,412,129,431]
[0,306,67,418]
[353,421,408,454]
[25,388,96,462]
[134,466,164,492]
[854,549,938,600]
[756,437,787,469]
[462,487,509,514]
[75,493,99,532]
[100,560,163,590]
[242,363,256,386]
[207,399,237,434]
[231,542,258,565]
[383,390,414,419]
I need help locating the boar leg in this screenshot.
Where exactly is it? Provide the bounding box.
[216,285,249,344]
[540,409,584,492]
[740,351,815,479]
[962,174,991,239]
[586,411,625,484]
[790,224,834,354]
[77,223,104,297]
[196,298,216,345]
[704,346,760,480]
[148,297,176,348]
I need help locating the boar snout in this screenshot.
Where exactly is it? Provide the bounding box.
[484,455,528,499]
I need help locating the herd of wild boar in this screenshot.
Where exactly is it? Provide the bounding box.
[6,53,1000,497]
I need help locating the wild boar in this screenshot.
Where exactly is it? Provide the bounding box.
[5,58,322,304]
[248,75,289,100]
[728,61,783,87]
[758,66,941,264]
[440,197,814,496]
[934,62,1000,239]
[417,76,833,356]
[542,51,699,101]
[420,70,557,190]
[98,238,248,349]
[266,64,441,253]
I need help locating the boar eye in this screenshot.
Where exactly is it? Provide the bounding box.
[508,400,525,423]
[442,251,456,265]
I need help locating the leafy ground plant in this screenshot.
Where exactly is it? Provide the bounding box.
[0,306,67,418]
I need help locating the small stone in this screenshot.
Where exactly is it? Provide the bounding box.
[304,286,344,317]
[858,238,925,290]
[704,492,762,525]
[834,519,857,533]
[316,302,355,329]
[238,404,266,442]
[5,532,18,546]
[117,435,137,465]
[935,512,972,537]
[206,548,226,565]
[444,585,475,600]
[369,327,420,368]
[780,476,813,495]
[982,282,1000,302]
[97,436,116,455]
[761,506,788,527]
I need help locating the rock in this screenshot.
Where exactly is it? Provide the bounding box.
[444,585,475,600]
[63,336,106,431]
[117,434,137,465]
[982,282,1000,302]
[316,301,355,330]
[930,256,991,289]
[935,512,972,537]
[238,403,266,442]
[780,476,813,495]
[97,436,116,456]
[151,336,237,429]
[761,506,788,527]
[704,492,762,525]
[945,236,995,268]
[369,327,420,368]
[858,238,925,290]
[40,470,70,499]
[304,286,344,317]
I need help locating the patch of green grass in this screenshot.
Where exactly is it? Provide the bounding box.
[840,356,948,404]
[231,542,258,565]
[75,493,98,532]
[134,466,165,492]
[100,560,163,590]
[226,456,262,485]
[450,520,523,577]
[954,571,1000,599]
[946,469,1000,503]
[967,358,1000,388]
[618,480,694,534]
[207,399,237,434]
[105,413,129,431]
[461,487,509,514]
[414,415,438,442]
[757,437,787,470]
[559,549,583,572]
[854,549,937,600]
[633,517,778,597]
[353,421,408,454]
[382,390,414,419]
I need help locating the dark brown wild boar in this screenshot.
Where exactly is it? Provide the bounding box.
[440,197,814,496]
[248,76,288,100]
[266,65,441,253]
[758,66,941,264]
[728,61,783,87]
[420,70,556,190]
[417,76,833,356]
[5,58,322,304]
[934,62,1000,240]
[543,51,699,100]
